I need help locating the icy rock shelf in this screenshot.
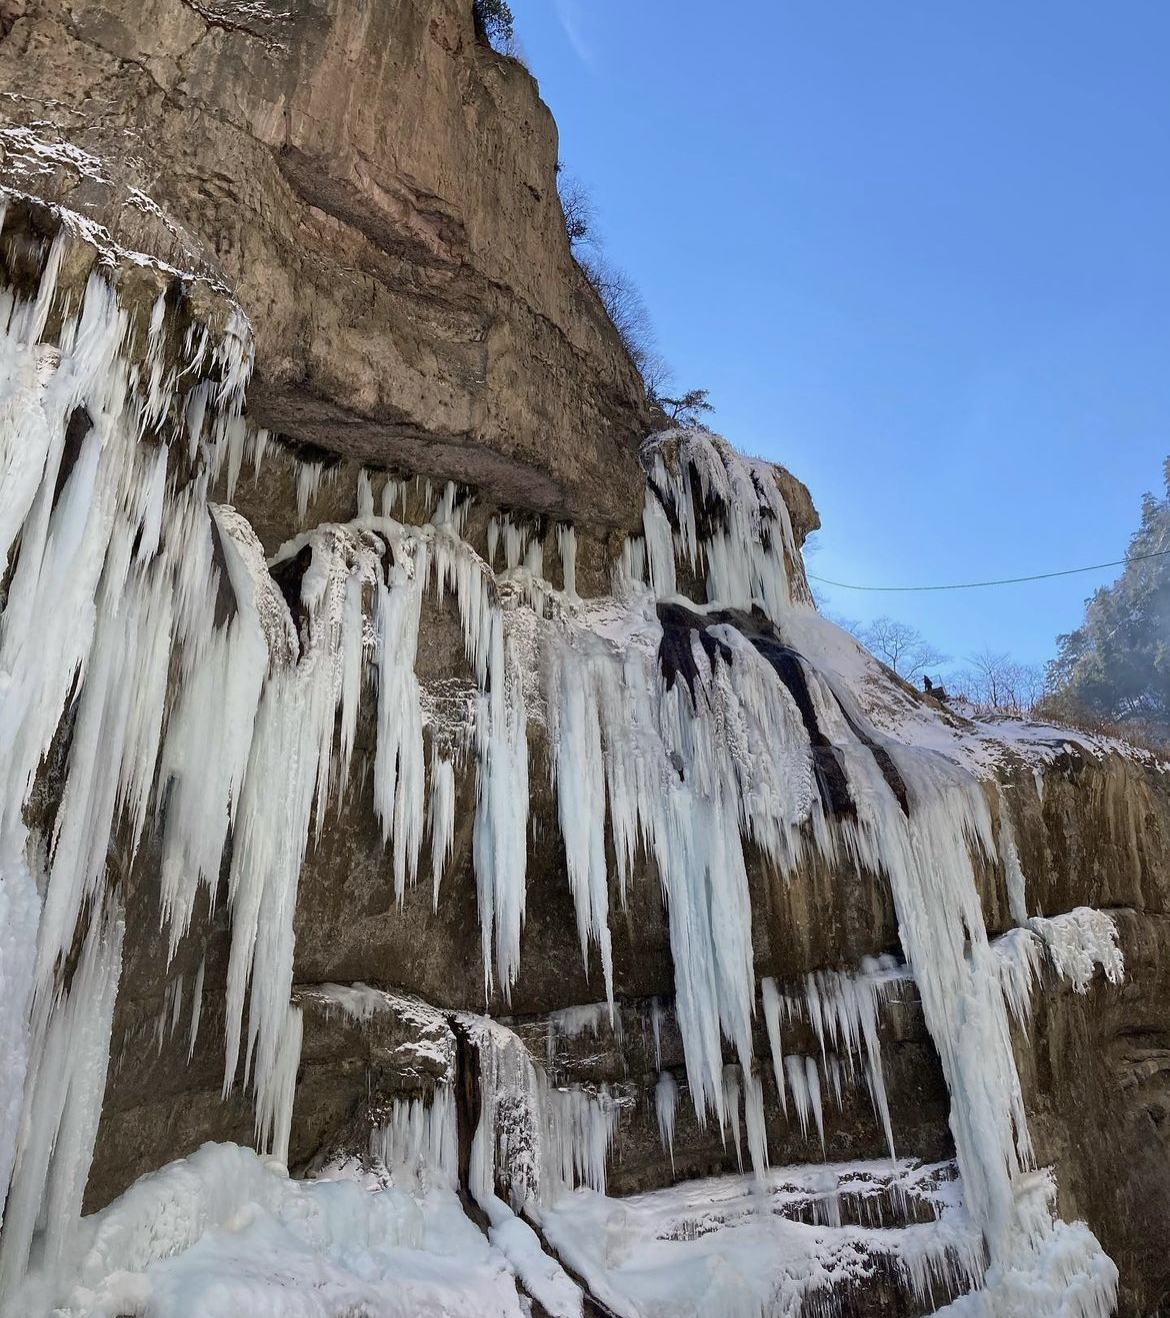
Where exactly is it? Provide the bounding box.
[0,219,1132,1315]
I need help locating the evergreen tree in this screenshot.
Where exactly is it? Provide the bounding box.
[472,0,514,47]
[1048,458,1170,732]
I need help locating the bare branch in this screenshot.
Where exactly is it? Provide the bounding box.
[857,616,948,683]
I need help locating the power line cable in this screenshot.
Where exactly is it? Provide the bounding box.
[807,548,1170,593]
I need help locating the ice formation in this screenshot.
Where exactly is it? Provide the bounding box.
[655,1071,679,1171]
[993,908,1125,1020]
[369,1088,458,1195]
[541,1158,986,1318]
[0,218,1129,1317]
[464,1015,618,1213]
[760,958,903,1160]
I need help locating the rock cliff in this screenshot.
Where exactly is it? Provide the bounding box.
[0,4,1167,1318]
[0,0,650,525]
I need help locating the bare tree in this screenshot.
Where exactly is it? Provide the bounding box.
[949,650,1047,716]
[857,616,949,683]
[559,171,672,405]
[639,352,672,400]
[578,252,657,378]
[557,170,596,250]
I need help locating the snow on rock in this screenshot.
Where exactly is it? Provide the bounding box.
[1027,909,1125,995]
[541,1158,984,1318]
[9,1142,528,1318]
[482,1197,583,1318]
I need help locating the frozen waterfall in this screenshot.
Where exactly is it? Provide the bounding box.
[0,214,1125,1317]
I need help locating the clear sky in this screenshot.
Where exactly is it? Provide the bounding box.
[508,0,1170,671]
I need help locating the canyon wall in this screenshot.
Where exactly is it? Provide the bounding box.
[1,4,1168,1317]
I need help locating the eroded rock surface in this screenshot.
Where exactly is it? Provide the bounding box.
[0,0,651,524]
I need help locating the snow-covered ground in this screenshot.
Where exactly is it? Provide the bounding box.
[19,1144,532,1318]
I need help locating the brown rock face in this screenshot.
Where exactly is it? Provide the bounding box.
[0,0,651,525]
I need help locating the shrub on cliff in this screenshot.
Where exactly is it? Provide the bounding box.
[556,166,706,414]
[655,388,715,429]
[557,169,596,250]
[473,0,514,48]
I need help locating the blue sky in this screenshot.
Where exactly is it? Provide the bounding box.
[509,0,1170,670]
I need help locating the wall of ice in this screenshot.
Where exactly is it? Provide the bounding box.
[0,218,1128,1315]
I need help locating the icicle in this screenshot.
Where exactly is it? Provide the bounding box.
[380,478,403,519]
[465,1014,615,1212]
[721,1064,743,1172]
[498,516,528,571]
[357,468,374,518]
[555,523,578,599]
[471,628,529,998]
[543,612,813,1139]
[655,1071,678,1172]
[372,549,427,898]
[546,1002,619,1049]
[992,927,1043,1025]
[155,976,184,1053]
[650,997,664,1071]
[795,964,897,1159]
[187,955,206,1063]
[1029,908,1124,993]
[546,637,616,1005]
[785,1054,812,1142]
[641,488,676,597]
[760,977,787,1116]
[156,503,283,960]
[221,417,248,500]
[134,442,168,564]
[0,836,39,1224]
[805,1056,825,1153]
[250,427,270,480]
[743,1069,769,1179]
[467,1015,542,1208]
[825,1053,844,1109]
[0,900,124,1297]
[221,526,373,1121]
[428,751,456,910]
[295,460,323,523]
[998,786,1030,926]
[257,1004,302,1165]
[780,1052,826,1152]
[369,1085,457,1193]
[640,430,805,621]
[543,1083,617,1200]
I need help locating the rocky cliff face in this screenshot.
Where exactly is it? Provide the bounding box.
[0,0,650,525]
[0,5,1167,1318]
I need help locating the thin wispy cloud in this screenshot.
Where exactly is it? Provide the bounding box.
[554,0,595,68]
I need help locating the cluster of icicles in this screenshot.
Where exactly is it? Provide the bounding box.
[363,1013,618,1214]
[0,225,1124,1316]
